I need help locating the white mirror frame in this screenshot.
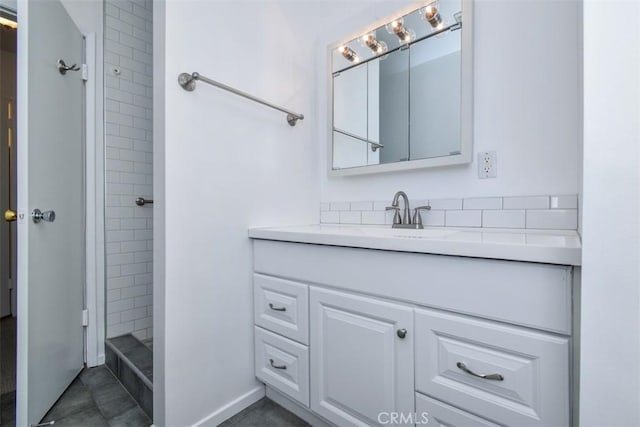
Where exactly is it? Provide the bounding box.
[327,0,474,177]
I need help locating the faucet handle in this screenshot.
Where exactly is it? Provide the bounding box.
[412,205,432,226]
[385,206,402,225]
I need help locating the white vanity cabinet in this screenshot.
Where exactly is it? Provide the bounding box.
[310,287,414,426]
[251,238,575,427]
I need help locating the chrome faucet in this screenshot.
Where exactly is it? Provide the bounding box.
[386,191,431,229]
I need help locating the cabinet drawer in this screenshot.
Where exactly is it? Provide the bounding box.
[415,308,569,427]
[254,326,309,407]
[254,274,308,344]
[416,393,499,427]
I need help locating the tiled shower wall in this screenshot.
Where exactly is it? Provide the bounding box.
[104,0,153,340]
[321,195,579,230]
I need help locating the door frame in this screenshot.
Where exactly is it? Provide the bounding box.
[84,30,106,368]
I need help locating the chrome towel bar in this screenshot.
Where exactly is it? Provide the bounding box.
[177,72,304,126]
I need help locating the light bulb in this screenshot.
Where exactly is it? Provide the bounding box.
[359,32,388,54]
[422,2,443,29]
[338,45,359,63]
[386,18,404,34]
[386,18,414,44]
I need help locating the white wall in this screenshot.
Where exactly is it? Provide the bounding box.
[155,1,330,424]
[580,1,640,425]
[104,0,154,341]
[320,0,581,202]
[155,0,583,424]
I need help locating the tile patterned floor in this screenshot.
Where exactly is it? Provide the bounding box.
[39,366,151,427]
[0,317,16,395]
[219,398,310,427]
[0,392,15,427]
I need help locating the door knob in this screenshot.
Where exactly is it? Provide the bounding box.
[32,209,56,223]
[4,209,17,222]
[397,328,407,339]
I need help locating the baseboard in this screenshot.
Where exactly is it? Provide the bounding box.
[266,386,333,427]
[193,385,265,427]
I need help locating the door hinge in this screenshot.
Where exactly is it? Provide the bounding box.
[82,64,89,81]
[82,309,89,327]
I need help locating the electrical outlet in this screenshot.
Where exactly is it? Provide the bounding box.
[478,151,497,179]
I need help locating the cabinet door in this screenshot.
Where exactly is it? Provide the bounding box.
[310,287,414,426]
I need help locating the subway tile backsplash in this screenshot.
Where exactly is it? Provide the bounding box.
[320,195,579,231]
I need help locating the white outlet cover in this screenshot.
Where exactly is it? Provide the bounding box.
[478,151,497,179]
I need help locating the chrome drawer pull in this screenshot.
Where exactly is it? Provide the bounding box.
[268,303,286,312]
[269,359,287,370]
[456,362,504,381]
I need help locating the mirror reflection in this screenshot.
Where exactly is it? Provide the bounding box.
[331,0,468,173]
[409,30,461,160]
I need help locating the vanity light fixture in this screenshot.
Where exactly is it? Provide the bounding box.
[422,2,444,30]
[386,18,415,44]
[360,33,388,55]
[0,16,17,29]
[338,45,360,63]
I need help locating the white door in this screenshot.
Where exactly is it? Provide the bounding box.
[310,287,414,427]
[16,1,85,425]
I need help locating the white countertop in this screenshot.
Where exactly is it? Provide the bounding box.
[248,224,582,266]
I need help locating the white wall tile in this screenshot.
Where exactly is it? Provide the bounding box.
[320,211,339,224]
[550,195,578,209]
[362,211,386,225]
[324,196,578,230]
[445,210,482,227]
[121,307,147,322]
[320,202,330,211]
[107,289,121,302]
[330,202,350,211]
[373,201,390,211]
[503,196,549,209]
[464,197,502,210]
[483,210,526,228]
[134,316,153,331]
[339,211,361,224]
[105,0,153,339]
[420,210,445,226]
[350,201,373,211]
[526,209,578,230]
[121,285,147,299]
[430,198,463,210]
[107,298,134,314]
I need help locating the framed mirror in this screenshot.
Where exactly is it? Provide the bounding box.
[328,0,473,176]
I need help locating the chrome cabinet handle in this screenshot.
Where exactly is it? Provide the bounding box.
[456,362,504,381]
[269,359,287,370]
[397,328,407,339]
[268,303,286,312]
[32,209,56,224]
